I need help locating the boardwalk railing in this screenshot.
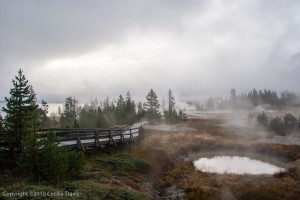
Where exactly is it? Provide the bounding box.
[0,122,146,154]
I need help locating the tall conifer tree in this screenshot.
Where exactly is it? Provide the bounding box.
[164,89,177,123]
[144,89,161,123]
[0,114,3,130]
[125,91,136,124]
[2,69,38,154]
[60,97,78,128]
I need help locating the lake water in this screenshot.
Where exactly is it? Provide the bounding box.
[194,156,284,175]
[0,102,64,116]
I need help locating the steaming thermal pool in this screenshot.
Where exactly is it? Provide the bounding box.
[194,156,284,175]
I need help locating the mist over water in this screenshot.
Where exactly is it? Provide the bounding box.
[194,156,285,175]
[0,102,64,117]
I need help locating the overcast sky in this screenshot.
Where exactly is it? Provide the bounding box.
[1,0,300,102]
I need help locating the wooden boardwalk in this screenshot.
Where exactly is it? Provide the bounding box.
[0,122,146,154]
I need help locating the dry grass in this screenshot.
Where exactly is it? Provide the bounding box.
[136,118,300,199]
[253,143,300,161]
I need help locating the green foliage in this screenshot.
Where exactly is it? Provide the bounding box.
[78,93,138,128]
[164,110,178,124]
[114,92,137,125]
[116,95,126,124]
[269,117,285,135]
[19,131,85,184]
[79,105,105,128]
[96,153,150,175]
[59,97,79,128]
[136,102,146,120]
[280,91,298,105]
[102,97,117,127]
[144,89,161,124]
[124,91,137,124]
[164,89,177,124]
[1,69,39,156]
[62,181,149,200]
[283,113,297,130]
[213,88,298,110]
[39,100,50,129]
[0,114,3,130]
[178,110,187,121]
[257,112,268,127]
[259,112,299,135]
[67,150,85,178]
[163,89,187,124]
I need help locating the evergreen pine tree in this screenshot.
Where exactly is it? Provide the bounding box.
[40,100,49,128]
[59,97,78,128]
[2,69,38,156]
[102,98,116,127]
[96,107,105,127]
[164,89,178,123]
[125,91,136,124]
[0,114,3,130]
[137,102,146,120]
[257,112,268,127]
[283,113,297,130]
[144,89,161,124]
[168,89,175,114]
[116,95,126,124]
[29,87,40,132]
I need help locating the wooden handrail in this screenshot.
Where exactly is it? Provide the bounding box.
[0,124,145,154]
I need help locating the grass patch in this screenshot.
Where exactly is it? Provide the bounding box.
[94,153,150,176]
[254,143,300,161]
[229,177,299,200]
[62,180,150,200]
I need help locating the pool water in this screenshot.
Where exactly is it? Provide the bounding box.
[194,156,284,175]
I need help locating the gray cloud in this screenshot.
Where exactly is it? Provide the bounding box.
[1,0,300,102]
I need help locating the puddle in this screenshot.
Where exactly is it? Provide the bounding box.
[194,156,284,175]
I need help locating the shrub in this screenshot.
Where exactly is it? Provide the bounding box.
[19,131,85,184]
[257,112,268,127]
[269,117,285,135]
[283,113,297,130]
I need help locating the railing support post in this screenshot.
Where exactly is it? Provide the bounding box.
[76,131,86,152]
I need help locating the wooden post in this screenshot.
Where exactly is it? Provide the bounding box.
[130,129,136,143]
[109,130,117,147]
[120,129,128,145]
[94,130,103,150]
[76,131,86,152]
[138,125,144,141]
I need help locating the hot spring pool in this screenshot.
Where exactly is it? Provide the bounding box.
[194,156,284,175]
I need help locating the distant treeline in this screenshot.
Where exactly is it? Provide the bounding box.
[188,88,299,110]
[47,88,186,129]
